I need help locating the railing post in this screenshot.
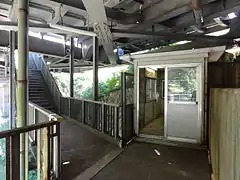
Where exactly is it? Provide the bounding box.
[114,106,118,139]
[121,72,126,145]
[37,129,41,180]
[42,127,49,180]
[6,138,10,180]
[10,135,21,180]
[69,98,71,117]
[82,100,85,124]
[34,107,37,141]
[56,122,61,178]
[59,94,61,114]
[101,104,105,132]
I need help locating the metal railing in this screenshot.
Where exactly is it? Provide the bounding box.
[31,54,62,112]
[1,120,61,180]
[60,97,122,143]
[0,102,62,180]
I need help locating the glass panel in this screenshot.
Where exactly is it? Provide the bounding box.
[168,67,197,102]
[146,78,157,102]
[0,78,10,180]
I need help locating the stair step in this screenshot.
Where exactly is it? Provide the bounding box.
[29,96,49,100]
[29,82,44,86]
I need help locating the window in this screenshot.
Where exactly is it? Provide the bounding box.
[168,67,197,102]
[146,78,157,102]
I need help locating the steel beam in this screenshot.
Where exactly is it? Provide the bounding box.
[49,0,141,24]
[127,0,216,30]
[93,37,99,101]
[0,30,83,59]
[112,29,235,42]
[82,0,117,65]
[69,37,74,98]
[163,0,240,30]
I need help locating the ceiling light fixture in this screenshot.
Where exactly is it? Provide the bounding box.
[228,12,237,19]
[206,28,230,36]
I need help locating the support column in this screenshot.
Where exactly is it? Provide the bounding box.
[69,37,74,98]
[139,68,146,131]
[93,37,99,101]
[17,0,29,179]
[9,31,16,129]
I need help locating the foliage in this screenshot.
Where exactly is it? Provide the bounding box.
[53,65,134,100]
[168,67,196,94]
[81,65,133,99]
[0,121,8,179]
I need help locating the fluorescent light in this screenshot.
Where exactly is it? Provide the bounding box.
[77,43,82,48]
[130,49,149,55]
[174,40,191,45]
[206,28,230,36]
[228,12,237,19]
[226,46,240,54]
[234,38,240,42]
[29,31,42,39]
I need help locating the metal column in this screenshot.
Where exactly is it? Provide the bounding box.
[69,37,74,98]
[93,37,99,101]
[17,0,29,179]
[9,31,16,129]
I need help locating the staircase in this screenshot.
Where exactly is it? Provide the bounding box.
[28,58,56,112]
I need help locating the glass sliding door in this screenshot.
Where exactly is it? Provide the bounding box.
[165,65,202,143]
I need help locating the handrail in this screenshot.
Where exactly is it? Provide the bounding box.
[33,54,62,96]
[41,58,62,96]
[1,119,61,179]
[68,97,121,107]
[0,121,58,138]
[29,102,63,120]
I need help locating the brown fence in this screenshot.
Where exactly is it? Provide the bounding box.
[209,89,240,180]
[208,62,240,89]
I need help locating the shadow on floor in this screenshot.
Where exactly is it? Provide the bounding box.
[60,119,117,180]
[92,142,210,180]
[141,116,164,136]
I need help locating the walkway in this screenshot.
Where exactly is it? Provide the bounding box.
[92,142,210,180]
[60,119,118,180]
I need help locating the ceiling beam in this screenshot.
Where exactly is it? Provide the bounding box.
[50,0,141,24]
[0,30,83,59]
[112,29,234,42]
[131,0,218,30]
[163,0,240,30]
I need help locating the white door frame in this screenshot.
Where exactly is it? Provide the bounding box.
[134,58,205,143]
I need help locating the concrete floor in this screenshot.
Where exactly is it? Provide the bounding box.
[141,116,164,136]
[92,142,210,180]
[60,119,117,180]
